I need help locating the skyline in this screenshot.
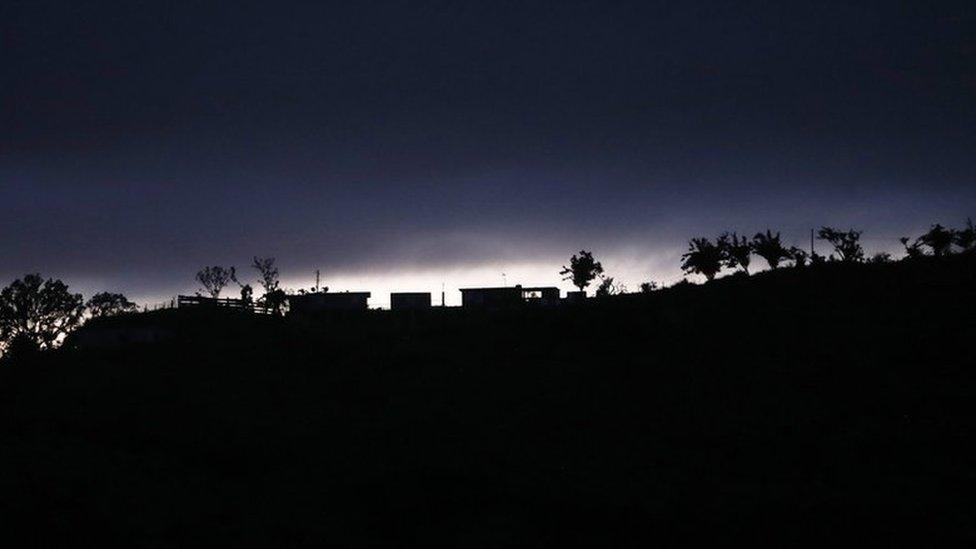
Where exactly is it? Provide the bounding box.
[3,1,974,304]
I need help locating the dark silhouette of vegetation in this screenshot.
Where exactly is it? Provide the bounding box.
[955,218,975,253]
[789,246,808,267]
[560,250,604,292]
[917,224,954,257]
[900,236,925,259]
[264,289,288,315]
[251,257,280,296]
[196,266,235,298]
[717,232,751,274]
[250,257,289,315]
[817,227,864,262]
[0,274,84,354]
[595,276,622,297]
[681,238,723,281]
[867,252,893,264]
[638,281,658,293]
[751,230,791,269]
[239,285,254,308]
[86,292,137,318]
[228,269,254,311]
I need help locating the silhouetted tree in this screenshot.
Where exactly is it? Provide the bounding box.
[86,292,137,318]
[817,227,864,262]
[900,237,925,259]
[955,218,975,253]
[560,250,604,292]
[240,285,254,309]
[0,274,85,354]
[196,266,235,298]
[717,232,751,274]
[228,269,254,311]
[810,252,828,265]
[264,289,288,315]
[252,257,280,297]
[751,230,791,269]
[639,281,658,293]
[595,276,623,297]
[867,252,892,264]
[681,238,723,281]
[789,246,808,267]
[918,224,954,257]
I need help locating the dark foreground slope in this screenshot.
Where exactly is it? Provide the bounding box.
[2,257,974,546]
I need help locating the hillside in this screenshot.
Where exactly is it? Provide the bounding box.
[1,256,974,546]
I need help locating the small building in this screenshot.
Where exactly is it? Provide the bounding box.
[391,292,431,310]
[288,292,371,314]
[460,285,560,308]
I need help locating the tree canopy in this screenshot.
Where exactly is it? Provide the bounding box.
[751,230,791,269]
[817,227,864,263]
[86,292,137,318]
[560,250,604,292]
[196,266,235,298]
[0,274,85,354]
[681,238,723,281]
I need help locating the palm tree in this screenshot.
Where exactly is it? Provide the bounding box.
[751,230,791,269]
[717,232,751,274]
[817,227,864,262]
[681,238,723,281]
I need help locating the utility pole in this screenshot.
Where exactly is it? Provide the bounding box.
[315,269,320,292]
[502,272,507,287]
[810,228,815,257]
[441,282,445,307]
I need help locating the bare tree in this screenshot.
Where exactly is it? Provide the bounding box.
[718,232,752,274]
[86,292,137,318]
[751,230,791,269]
[560,250,604,292]
[1,274,85,354]
[251,257,289,314]
[681,238,723,281]
[817,227,864,262]
[252,257,280,297]
[196,266,235,298]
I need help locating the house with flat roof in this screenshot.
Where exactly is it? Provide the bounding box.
[459,285,559,308]
[288,292,371,314]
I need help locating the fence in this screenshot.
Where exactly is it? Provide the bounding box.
[176,295,273,314]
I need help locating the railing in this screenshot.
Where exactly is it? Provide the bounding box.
[176,295,273,314]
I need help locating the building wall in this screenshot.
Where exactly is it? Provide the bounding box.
[289,293,370,313]
[391,293,431,310]
[460,288,522,308]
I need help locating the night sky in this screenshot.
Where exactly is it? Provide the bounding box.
[2,1,974,306]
